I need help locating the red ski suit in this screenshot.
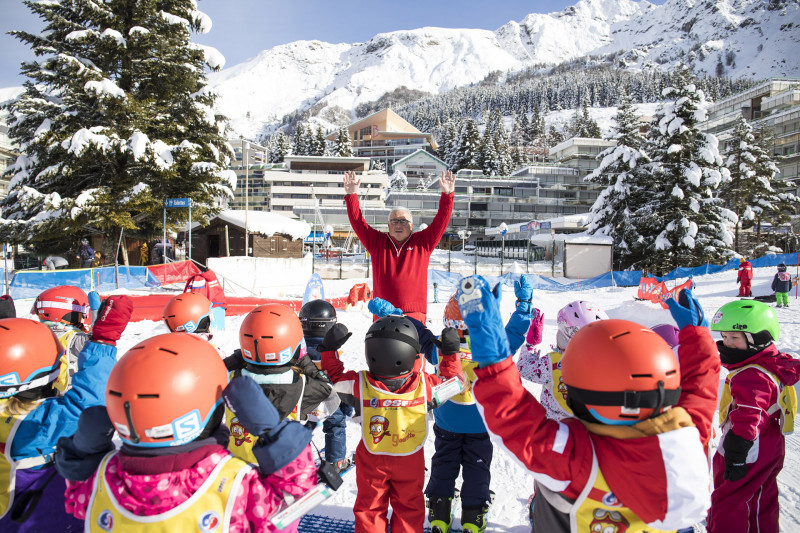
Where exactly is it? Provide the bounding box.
[472,326,720,532]
[321,350,445,533]
[738,260,753,297]
[345,192,453,322]
[708,344,800,533]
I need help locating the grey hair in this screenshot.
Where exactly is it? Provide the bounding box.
[389,206,413,225]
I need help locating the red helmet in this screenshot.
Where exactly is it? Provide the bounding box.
[106,333,227,447]
[32,285,90,329]
[443,296,467,335]
[239,304,305,366]
[163,292,213,333]
[562,319,681,425]
[0,318,63,398]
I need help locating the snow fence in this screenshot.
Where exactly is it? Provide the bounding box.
[428,252,800,292]
[9,265,160,299]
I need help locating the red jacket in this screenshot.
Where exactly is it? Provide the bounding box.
[345,193,453,316]
[737,261,753,281]
[472,326,720,529]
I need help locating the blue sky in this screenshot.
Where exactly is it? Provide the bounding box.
[0,0,664,88]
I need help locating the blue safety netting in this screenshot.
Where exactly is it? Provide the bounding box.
[428,252,800,293]
[9,266,161,299]
[298,514,436,532]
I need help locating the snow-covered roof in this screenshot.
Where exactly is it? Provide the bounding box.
[210,210,311,240]
[530,230,612,245]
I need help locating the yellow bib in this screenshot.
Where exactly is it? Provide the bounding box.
[0,402,50,519]
[87,451,251,533]
[54,330,77,394]
[719,364,796,435]
[445,346,477,405]
[573,452,675,533]
[549,351,573,415]
[226,371,305,463]
[360,371,427,456]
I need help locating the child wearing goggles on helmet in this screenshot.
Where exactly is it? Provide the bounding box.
[224,304,338,465]
[55,332,316,533]
[707,300,800,533]
[455,276,719,533]
[319,315,462,533]
[0,295,132,533]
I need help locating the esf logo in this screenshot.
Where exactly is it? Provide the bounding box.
[370,398,379,408]
[199,511,221,532]
[601,491,622,508]
[97,510,114,531]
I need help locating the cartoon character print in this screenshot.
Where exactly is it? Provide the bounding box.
[229,418,252,447]
[558,376,568,401]
[369,415,390,444]
[589,508,629,533]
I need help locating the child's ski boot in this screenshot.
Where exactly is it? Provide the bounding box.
[427,490,458,533]
[461,491,494,533]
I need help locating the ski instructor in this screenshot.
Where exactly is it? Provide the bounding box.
[344,169,455,323]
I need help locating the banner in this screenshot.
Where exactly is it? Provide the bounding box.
[637,277,693,309]
[147,260,201,286]
[302,273,325,305]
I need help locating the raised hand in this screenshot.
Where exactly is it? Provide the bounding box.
[439,170,455,195]
[343,170,361,195]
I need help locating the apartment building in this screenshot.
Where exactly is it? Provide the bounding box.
[327,109,438,179]
[702,78,800,194]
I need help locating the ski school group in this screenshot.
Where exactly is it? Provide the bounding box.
[0,269,799,533]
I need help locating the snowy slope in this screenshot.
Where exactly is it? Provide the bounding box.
[207,0,800,138]
[15,257,799,531]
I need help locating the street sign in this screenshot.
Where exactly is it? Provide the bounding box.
[165,198,191,208]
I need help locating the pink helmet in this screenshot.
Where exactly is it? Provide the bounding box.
[556,301,608,350]
[651,323,680,349]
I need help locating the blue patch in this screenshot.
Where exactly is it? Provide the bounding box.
[98,510,114,531]
[199,510,221,531]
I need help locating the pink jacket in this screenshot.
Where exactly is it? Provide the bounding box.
[64,444,316,533]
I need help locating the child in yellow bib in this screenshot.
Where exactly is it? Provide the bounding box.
[320,315,461,533]
[55,332,317,533]
[708,299,800,533]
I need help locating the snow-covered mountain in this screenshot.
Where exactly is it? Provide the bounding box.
[209,0,800,138]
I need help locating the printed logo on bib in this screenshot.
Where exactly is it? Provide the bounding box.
[590,508,629,532]
[601,491,622,508]
[365,397,425,409]
[98,510,114,531]
[199,511,221,532]
[369,415,390,444]
[229,418,252,447]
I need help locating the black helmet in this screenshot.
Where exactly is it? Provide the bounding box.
[778,263,787,272]
[365,316,420,377]
[298,299,337,337]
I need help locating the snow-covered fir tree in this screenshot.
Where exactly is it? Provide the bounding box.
[389,170,407,191]
[636,65,735,273]
[720,116,799,254]
[332,127,353,157]
[292,124,308,155]
[311,125,327,156]
[270,130,291,162]
[370,159,385,172]
[586,92,651,269]
[454,119,481,172]
[1,0,233,248]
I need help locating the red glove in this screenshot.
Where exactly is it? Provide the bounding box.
[438,353,464,380]
[526,308,544,346]
[91,295,133,346]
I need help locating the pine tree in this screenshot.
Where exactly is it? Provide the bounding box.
[389,170,408,191]
[1,0,232,247]
[272,130,290,162]
[332,127,353,157]
[638,65,734,274]
[292,124,306,156]
[586,92,651,269]
[720,116,799,253]
[312,126,327,156]
[455,119,481,172]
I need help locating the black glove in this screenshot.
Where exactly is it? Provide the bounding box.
[55,406,115,481]
[433,327,461,355]
[0,295,15,319]
[224,349,246,371]
[318,323,351,352]
[722,431,753,482]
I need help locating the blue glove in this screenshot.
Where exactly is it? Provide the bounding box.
[368,297,403,317]
[55,406,115,481]
[88,291,102,311]
[456,276,510,367]
[666,289,708,330]
[514,275,533,314]
[223,375,280,436]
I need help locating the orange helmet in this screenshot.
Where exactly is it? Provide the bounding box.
[561,319,681,425]
[0,318,64,398]
[239,304,305,366]
[32,285,90,329]
[443,296,467,334]
[163,292,213,333]
[106,333,227,447]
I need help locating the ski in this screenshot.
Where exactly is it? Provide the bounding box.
[268,457,355,529]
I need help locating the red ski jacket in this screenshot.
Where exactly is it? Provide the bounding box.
[345,192,453,317]
[472,325,720,530]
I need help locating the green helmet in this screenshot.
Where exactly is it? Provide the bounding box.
[711,300,779,344]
